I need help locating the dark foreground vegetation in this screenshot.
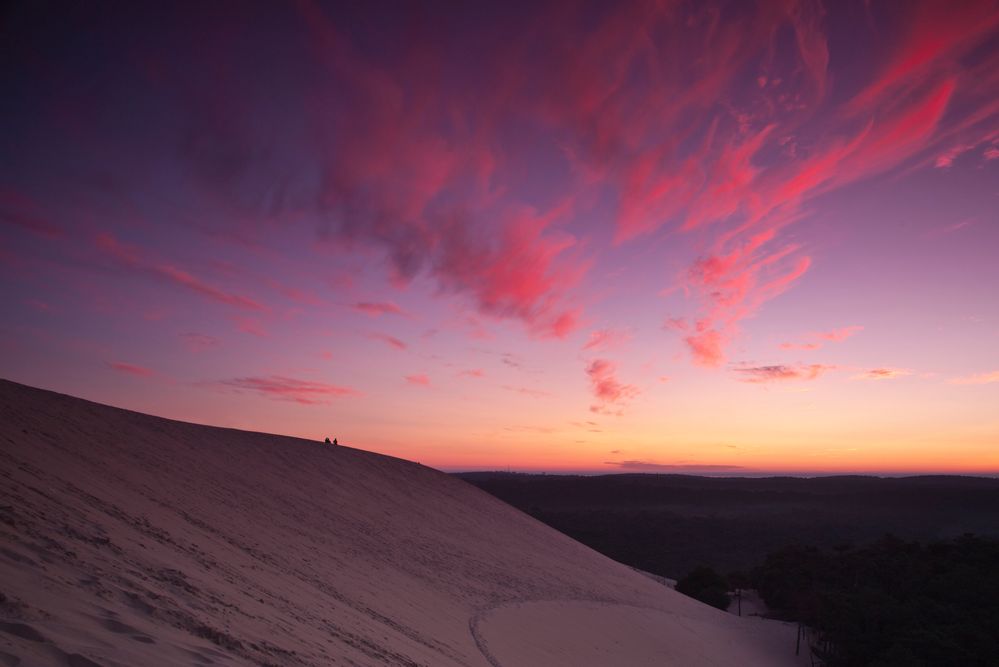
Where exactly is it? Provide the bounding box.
[755,535,999,666]
[456,472,999,578]
[458,472,999,665]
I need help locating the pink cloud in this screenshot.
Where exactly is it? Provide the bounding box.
[107,361,155,377]
[781,325,863,351]
[0,188,63,239]
[271,283,321,306]
[853,368,913,381]
[430,208,587,339]
[779,342,822,351]
[819,326,864,342]
[593,4,980,367]
[96,233,264,311]
[735,364,834,383]
[218,376,361,404]
[663,317,688,332]
[352,301,408,317]
[180,332,219,352]
[502,385,551,398]
[582,328,631,352]
[684,325,726,368]
[368,332,407,351]
[459,369,485,378]
[405,374,431,387]
[845,2,999,118]
[932,135,999,168]
[585,359,638,413]
[948,371,999,385]
[299,4,589,339]
[232,316,267,337]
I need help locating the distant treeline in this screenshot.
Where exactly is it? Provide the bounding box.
[456,472,999,578]
[753,535,999,666]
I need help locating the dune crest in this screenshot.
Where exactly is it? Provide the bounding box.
[0,380,803,665]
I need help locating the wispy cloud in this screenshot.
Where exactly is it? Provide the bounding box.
[502,385,551,398]
[96,233,264,311]
[684,326,726,368]
[735,364,834,383]
[107,361,155,377]
[405,374,430,387]
[352,301,408,317]
[586,359,638,414]
[780,325,863,351]
[949,370,999,385]
[367,332,407,351]
[853,368,913,381]
[232,316,267,337]
[0,188,63,239]
[924,218,976,239]
[818,327,864,342]
[217,376,361,404]
[582,328,631,352]
[934,130,999,168]
[504,425,555,433]
[180,332,220,352]
[779,341,822,351]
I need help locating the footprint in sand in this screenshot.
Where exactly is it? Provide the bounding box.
[99,618,156,644]
[63,654,102,667]
[0,622,46,643]
[0,623,104,666]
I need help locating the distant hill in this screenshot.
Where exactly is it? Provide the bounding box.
[456,472,999,578]
[0,379,804,666]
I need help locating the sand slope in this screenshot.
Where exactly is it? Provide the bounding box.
[0,379,804,666]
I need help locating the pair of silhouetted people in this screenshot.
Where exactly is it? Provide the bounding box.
[324,437,338,446]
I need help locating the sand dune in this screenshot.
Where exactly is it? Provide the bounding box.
[0,379,804,666]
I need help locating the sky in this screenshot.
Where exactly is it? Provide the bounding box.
[1,1,998,475]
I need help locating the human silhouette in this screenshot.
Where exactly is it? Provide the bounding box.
[324,437,331,445]
[333,438,338,446]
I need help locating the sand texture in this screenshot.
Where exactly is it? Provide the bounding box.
[0,379,805,666]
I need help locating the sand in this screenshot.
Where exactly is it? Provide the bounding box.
[0,379,806,666]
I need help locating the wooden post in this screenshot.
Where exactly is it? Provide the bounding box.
[796,623,801,656]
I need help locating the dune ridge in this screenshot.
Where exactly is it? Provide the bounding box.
[0,379,803,666]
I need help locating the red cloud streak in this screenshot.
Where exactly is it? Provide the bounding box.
[368,333,407,351]
[107,361,155,377]
[582,328,631,352]
[586,359,638,413]
[352,302,407,317]
[96,233,263,311]
[220,376,360,404]
[781,325,863,350]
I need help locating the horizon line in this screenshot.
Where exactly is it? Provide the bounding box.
[444,468,999,479]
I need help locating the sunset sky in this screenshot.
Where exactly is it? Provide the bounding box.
[2,1,998,474]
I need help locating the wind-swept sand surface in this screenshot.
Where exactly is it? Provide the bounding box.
[0,379,805,666]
